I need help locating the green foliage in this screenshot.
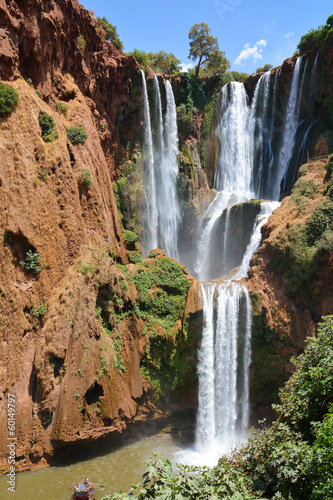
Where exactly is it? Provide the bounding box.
[102,453,256,499]
[275,316,333,438]
[66,126,88,145]
[103,317,333,500]
[234,316,333,500]
[39,113,58,142]
[0,83,19,117]
[78,168,93,190]
[113,338,126,373]
[298,15,333,54]
[256,63,273,73]
[55,101,69,114]
[97,16,123,51]
[312,406,333,499]
[128,251,142,264]
[37,168,48,181]
[305,200,333,246]
[176,98,197,137]
[188,22,230,78]
[122,229,139,246]
[128,49,149,68]
[30,302,47,319]
[78,34,86,52]
[19,250,42,274]
[228,70,249,82]
[270,196,333,298]
[146,51,181,75]
[175,72,225,110]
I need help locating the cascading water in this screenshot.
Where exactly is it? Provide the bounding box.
[192,282,253,466]
[141,70,158,254]
[141,74,180,259]
[274,56,303,199]
[157,80,180,259]
[141,59,317,466]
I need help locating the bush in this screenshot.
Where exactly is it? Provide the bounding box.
[298,15,333,54]
[55,101,69,114]
[66,126,88,145]
[305,200,333,246]
[78,35,86,52]
[0,83,19,117]
[177,100,197,137]
[19,250,42,274]
[122,229,139,248]
[128,49,149,68]
[128,251,142,264]
[39,113,58,142]
[37,168,48,181]
[256,63,273,73]
[78,168,92,190]
[30,302,47,319]
[96,17,123,51]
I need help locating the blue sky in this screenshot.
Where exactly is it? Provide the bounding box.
[79,0,332,74]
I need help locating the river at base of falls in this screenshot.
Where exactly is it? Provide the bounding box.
[0,437,186,500]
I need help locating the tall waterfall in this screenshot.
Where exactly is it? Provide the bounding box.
[157,80,180,259]
[194,282,253,464]
[141,74,180,259]
[274,56,303,199]
[140,58,316,466]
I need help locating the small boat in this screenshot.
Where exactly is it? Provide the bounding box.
[73,478,94,499]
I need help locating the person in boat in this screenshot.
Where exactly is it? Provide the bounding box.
[84,478,89,487]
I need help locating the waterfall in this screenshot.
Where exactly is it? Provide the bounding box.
[310,51,319,99]
[194,282,253,462]
[196,283,216,453]
[297,60,308,117]
[274,57,303,199]
[141,74,180,259]
[214,83,253,198]
[157,80,180,259]
[248,71,274,199]
[234,201,280,280]
[139,56,313,467]
[141,70,158,254]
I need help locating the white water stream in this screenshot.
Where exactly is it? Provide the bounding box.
[141,75,180,259]
[141,61,309,465]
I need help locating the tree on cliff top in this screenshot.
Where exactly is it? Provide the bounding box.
[147,51,181,75]
[188,23,229,78]
[97,16,123,51]
[256,63,273,73]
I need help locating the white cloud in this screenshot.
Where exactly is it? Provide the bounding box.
[284,32,294,38]
[180,62,194,72]
[234,39,268,65]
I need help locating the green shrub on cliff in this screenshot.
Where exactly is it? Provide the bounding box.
[66,126,88,145]
[97,16,123,51]
[78,168,92,190]
[39,113,58,142]
[19,250,42,274]
[298,15,333,54]
[176,99,198,137]
[0,83,19,117]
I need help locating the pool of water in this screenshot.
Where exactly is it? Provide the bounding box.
[0,437,184,500]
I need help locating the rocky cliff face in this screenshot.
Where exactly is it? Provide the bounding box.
[247,157,333,421]
[0,0,202,472]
